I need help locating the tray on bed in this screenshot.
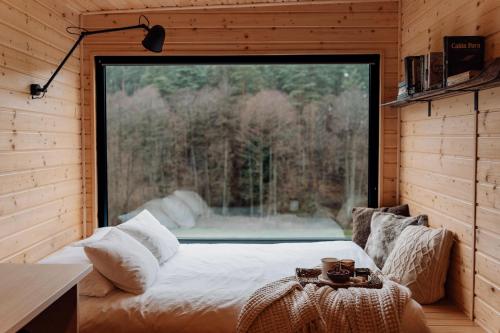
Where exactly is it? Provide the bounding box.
[295,267,383,289]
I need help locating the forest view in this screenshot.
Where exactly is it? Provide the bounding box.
[106,63,370,239]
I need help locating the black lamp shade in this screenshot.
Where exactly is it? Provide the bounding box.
[142,25,165,53]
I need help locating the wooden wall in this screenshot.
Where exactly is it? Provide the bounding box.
[475,86,500,332]
[0,0,84,263]
[399,0,500,330]
[80,1,400,235]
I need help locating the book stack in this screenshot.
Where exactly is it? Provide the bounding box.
[399,36,485,98]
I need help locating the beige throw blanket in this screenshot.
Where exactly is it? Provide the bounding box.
[237,276,410,333]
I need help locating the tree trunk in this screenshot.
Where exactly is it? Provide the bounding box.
[204,150,211,207]
[273,156,278,214]
[268,145,273,215]
[191,148,198,193]
[222,139,229,215]
[259,148,264,217]
[249,154,254,216]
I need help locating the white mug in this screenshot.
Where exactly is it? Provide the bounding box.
[321,257,339,278]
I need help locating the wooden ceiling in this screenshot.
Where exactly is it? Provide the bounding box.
[66,0,388,14]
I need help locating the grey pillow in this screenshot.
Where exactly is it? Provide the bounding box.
[352,204,410,248]
[364,212,428,268]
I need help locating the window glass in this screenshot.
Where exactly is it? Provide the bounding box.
[105,63,371,240]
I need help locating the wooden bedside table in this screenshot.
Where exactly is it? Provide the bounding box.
[0,263,92,333]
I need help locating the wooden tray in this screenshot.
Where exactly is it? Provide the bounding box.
[295,267,383,289]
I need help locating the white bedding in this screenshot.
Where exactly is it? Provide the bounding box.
[76,241,428,333]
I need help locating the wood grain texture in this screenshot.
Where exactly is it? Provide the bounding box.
[0,0,83,262]
[423,300,485,333]
[475,88,500,333]
[80,1,400,234]
[400,0,500,328]
[400,92,475,317]
[0,263,90,333]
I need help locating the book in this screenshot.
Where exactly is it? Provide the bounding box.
[446,70,481,86]
[404,56,415,95]
[417,55,425,92]
[404,56,425,94]
[444,36,485,87]
[426,52,443,90]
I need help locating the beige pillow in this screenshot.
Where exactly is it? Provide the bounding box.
[84,228,159,294]
[117,210,179,264]
[382,225,454,304]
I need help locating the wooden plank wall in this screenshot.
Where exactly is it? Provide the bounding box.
[0,0,84,263]
[80,1,400,235]
[399,0,500,330]
[475,86,500,332]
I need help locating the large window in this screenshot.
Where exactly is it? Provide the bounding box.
[96,55,379,241]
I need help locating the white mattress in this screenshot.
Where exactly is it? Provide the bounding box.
[79,241,428,333]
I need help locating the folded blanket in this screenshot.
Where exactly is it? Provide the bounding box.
[237,276,410,333]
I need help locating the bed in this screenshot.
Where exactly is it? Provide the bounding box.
[41,240,428,333]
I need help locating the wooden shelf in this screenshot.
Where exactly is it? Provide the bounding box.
[383,58,500,108]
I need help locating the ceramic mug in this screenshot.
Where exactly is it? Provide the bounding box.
[321,257,339,278]
[340,259,355,276]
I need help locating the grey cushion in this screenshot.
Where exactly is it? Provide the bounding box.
[364,212,428,268]
[352,204,410,248]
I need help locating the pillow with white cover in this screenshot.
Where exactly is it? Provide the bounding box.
[161,195,196,228]
[39,246,114,297]
[382,225,454,304]
[84,228,159,294]
[72,227,112,247]
[118,199,178,229]
[173,190,211,218]
[117,210,179,264]
[364,212,428,268]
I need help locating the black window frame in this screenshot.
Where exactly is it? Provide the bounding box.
[95,54,380,243]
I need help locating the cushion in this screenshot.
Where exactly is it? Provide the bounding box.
[72,227,112,247]
[352,204,410,248]
[364,212,428,268]
[161,195,197,228]
[117,210,179,264]
[174,190,211,218]
[84,228,159,294]
[118,199,179,229]
[382,225,454,304]
[39,246,114,297]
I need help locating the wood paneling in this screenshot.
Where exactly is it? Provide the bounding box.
[80,1,400,234]
[400,0,500,329]
[423,300,485,333]
[0,0,83,262]
[400,93,476,316]
[474,89,500,333]
[61,0,399,14]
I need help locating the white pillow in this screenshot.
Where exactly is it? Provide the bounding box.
[39,246,114,297]
[161,195,196,228]
[84,228,159,294]
[173,190,211,218]
[72,227,112,247]
[117,210,179,264]
[118,199,179,229]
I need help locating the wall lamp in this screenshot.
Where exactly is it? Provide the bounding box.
[30,15,165,99]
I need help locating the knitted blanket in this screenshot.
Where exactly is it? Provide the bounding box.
[237,276,410,333]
